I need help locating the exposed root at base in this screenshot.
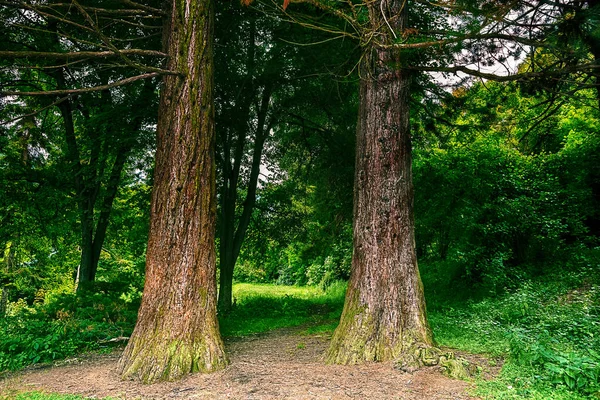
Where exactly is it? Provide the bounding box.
[394,345,476,379]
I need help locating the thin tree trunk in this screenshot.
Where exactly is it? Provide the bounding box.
[88,80,152,281]
[583,0,600,237]
[0,243,15,318]
[89,145,132,280]
[79,216,95,284]
[0,244,9,318]
[54,90,96,287]
[218,83,272,313]
[586,0,600,109]
[118,0,227,383]
[0,289,7,318]
[48,21,95,289]
[217,16,259,313]
[326,0,432,364]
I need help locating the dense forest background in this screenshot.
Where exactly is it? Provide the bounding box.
[1,0,599,398]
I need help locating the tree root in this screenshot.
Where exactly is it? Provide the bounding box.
[394,344,476,379]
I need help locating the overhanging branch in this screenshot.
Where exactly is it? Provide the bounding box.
[0,49,168,60]
[0,72,163,97]
[410,63,600,82]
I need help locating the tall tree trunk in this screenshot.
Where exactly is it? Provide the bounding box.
[326,0,432,364]
[117,0,227,383]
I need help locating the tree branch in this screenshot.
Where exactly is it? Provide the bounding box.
[0,73,163,97]
[0,49,168,60]
[70,0,168,75]
[410,63,600,82]
[379,32,546,50]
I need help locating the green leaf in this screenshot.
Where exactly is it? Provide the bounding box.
[564,375,576,390]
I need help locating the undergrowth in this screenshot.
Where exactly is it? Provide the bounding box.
[2,263,599,400]
[0,281,139,373]
[430,263,600,399]
[0,281,346,375]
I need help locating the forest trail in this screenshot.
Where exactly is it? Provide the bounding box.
[2,328,482,399]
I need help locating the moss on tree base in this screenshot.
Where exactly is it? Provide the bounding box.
[118,334,228,384]
[326,292,433,365]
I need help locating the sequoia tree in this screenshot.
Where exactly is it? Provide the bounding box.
[276,0,600,365]
[117,0,228,382]
[323,0,433,364]
[1,0,227,381]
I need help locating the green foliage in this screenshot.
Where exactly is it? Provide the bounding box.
[414,81,600,301]
[0,283,140,372]
[430,253,600,399]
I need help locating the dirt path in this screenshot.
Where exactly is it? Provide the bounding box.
[1,328,481,399]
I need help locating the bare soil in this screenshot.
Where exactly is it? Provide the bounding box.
[1,328,492,399]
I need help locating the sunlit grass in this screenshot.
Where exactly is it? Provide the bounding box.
[219,281,346,337]
[233,282,323,299]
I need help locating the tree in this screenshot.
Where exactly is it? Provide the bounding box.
[214,2,359,311]
[214,4,276,313]
[117,0,228,382]
[322,0,434,364]
[0,1,162,288]
[52,73,156,287]
[1,0,227,382]
[273,0,600,366]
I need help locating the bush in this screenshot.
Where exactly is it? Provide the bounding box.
[0,283,140,372]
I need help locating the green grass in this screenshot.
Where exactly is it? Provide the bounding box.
[222,276,599,399]
[429,275,600,399]
[218,281,346,337]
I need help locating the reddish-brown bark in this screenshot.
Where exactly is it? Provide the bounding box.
[117,0,227,383]
[326,0,432,364]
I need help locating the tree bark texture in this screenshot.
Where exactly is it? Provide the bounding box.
[326,0,432,364]
[117,0,227,383]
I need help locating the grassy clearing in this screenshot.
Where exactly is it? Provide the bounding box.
[219,281,346,337]
[221,274,599,399]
